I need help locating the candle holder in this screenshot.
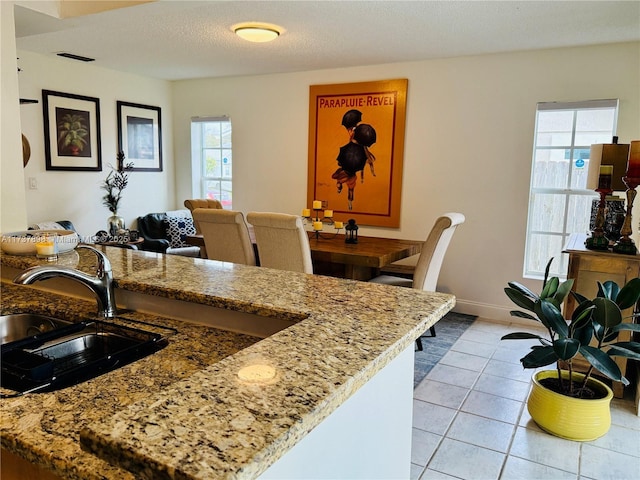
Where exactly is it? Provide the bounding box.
[302,207,343,240]
[585,186,613,250]
[345,219,358,244]
[612,176,639,255]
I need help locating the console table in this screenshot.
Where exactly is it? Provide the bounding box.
[563,233,640,399]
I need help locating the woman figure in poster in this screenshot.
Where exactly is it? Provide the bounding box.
[332,110,377,210]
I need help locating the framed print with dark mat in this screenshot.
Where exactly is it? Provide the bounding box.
[43,90,102,171]
[117,101,162,172]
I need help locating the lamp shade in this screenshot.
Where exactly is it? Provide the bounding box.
[588,142,630,191]
[627,140,640,178]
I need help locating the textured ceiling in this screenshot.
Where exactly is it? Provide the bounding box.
[14,0,640,81]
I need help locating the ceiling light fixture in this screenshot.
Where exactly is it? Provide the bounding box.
[234,23,281,43]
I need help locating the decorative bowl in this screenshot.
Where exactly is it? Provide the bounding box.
[1,230,79,256]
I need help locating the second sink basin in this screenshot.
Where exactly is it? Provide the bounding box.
[1,319,170,394]
[0,314,72,345]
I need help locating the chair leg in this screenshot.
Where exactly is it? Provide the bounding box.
[415,325,436,351]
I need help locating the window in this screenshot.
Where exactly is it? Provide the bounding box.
[524,100,618,279]
[191,116,232,208]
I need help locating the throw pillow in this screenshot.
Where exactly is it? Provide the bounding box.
[165,210,196,248]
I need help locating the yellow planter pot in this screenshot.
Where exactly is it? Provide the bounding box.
[527,370,613,442]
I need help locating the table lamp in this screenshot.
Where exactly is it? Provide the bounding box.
[585,153,612,250]
[612,140,640,255]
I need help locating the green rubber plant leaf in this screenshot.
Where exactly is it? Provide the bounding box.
[573,322,594,346]
[568,300,594,332]
[507,282,538,301]
[553,337,580,360]
[540,300,568,337]
[533,300,551,329]
[592,297,622,329]
[540,276,559,300]
[553,278,574,304]
[542,257,554,285]
[505,287,535,312]
[501,332,543,340]
[570,290,589,305]
[616,277,640,310]
[610,323,640,333]
[509,310,538,321]
[593,321,605,342]
[579,345,627,385]
[521,346,557,368]
[607,342,640,360]
[597,281,619,301]
[602,329,619,344]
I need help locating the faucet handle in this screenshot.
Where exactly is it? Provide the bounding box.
[77,244,112,277]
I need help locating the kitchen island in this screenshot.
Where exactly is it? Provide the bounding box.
[1,246,454,479]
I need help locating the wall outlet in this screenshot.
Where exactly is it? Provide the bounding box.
[28,177,37,189]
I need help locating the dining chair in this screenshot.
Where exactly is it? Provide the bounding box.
[183,199,223,234]
[191,208,256,265]
[369,212,465,351]
[246,212,313,274]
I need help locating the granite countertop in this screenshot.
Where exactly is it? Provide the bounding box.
[1,246,455,479]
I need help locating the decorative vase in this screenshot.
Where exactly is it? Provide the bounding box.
[527,370,613,441]
[107,214,125,237]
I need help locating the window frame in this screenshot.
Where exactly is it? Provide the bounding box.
[523,99,619,280]
[190,115,232,209]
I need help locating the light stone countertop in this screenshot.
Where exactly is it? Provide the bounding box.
[1,246,455,479]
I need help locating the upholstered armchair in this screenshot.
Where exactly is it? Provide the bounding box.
[137,210,201,257]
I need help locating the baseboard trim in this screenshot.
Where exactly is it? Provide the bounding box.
[452,298,540,327]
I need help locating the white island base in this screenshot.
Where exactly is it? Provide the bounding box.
[260,345,413,479]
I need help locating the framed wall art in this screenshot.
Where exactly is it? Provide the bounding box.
[43,90,102,171]
[307,79,408,228]
[117,101,162,172]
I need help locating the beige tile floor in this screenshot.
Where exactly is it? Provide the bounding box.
[411,318,640,480]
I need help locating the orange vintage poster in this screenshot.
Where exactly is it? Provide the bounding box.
[307,79,407,228]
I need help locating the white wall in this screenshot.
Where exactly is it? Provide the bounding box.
[1,2,28,232]
[15,50,174,237]
[172,42,640,320]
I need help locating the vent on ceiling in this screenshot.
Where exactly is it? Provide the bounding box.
[56,52,95,62]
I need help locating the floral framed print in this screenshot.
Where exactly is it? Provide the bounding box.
[117,101,162,172]
[307,79,408,228]
[43,90,102,171]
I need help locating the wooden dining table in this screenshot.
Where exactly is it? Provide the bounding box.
[186,232,422,281]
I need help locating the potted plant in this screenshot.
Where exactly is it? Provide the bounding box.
[57,113,88,155]
[101,152,133,236]
[502,258,640,441]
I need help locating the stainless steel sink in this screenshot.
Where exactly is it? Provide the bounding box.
[1,317,171,394]
[0,314,72,345]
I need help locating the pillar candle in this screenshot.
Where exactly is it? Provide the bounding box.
[324,209,333,218]
[627,140,640,178]
[334,221,344,229]
[598,165,613,190]
[36,235,58,257]
[312,200,322,210]
[302,209,311,217]
[313,221,323,231]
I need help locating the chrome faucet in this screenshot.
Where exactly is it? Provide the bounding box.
[13,245,117,318]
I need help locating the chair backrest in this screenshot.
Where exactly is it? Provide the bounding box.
[246,212,313,274]
[191,208,256,265]
[413,212,465,292]
[184,199,223,234]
